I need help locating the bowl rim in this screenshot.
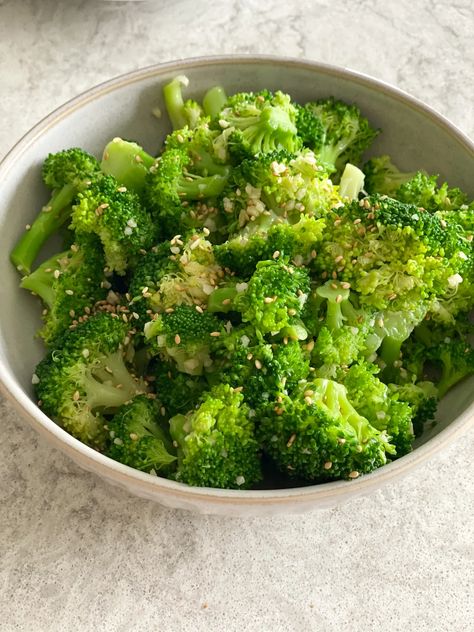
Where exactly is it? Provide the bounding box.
[1,54,473,508]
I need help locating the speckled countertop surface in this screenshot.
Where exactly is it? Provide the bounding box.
[1,1,473,630]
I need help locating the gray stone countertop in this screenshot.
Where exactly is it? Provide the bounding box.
[0,1,473,630]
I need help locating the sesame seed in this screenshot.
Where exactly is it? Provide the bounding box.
[306,340,315,352]
[334,255,344,263]
[304,396,313,405]
[53,269,61,279]
[272,250,280,259]
[255,359,262,369]
[286,434,296,447]
[72,391,80,401]
[82,349,90,358]
[348,471,360,479]
[233,386,244,393]
[129,433,139,441]
[202,227,210,236]
[117,186,127,193]
[324,461,332,470]
[65,289,74,295]
[25,224,31,230]
[311,250,317,259]
[335,294,343,304]
[174,334,181,344]
[341,282,351,289]
[264,297,274,304]
[210,331,221,337]
[113,437,124,446]
[195,305,204,313]
[274,406,284,415]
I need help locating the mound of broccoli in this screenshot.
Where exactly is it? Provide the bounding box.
[15,74,474,491]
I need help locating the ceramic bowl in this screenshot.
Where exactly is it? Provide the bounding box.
[1,56,473,516]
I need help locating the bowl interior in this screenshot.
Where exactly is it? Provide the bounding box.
[0,58,473,498]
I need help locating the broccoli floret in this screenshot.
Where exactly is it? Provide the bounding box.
[144,147,230,239]
[295,103,325,151]
[235,259,310,339]
[105,395,177,474]
[259,378,395,481]
[101,138,155,193]
[71,174,155,274]
[144,304,222,375]
[315,194,464,311]
[213,327,310,408]
[304,98,379,177]
[20,235,107,347]
[214,214,325,278]
[363,156,417,196]
[11,148,101,275]
[212,90,301,160]
[396,172,469,212]
[34,312,147,449]
[310,281,375,373]
[388,381,438,437]
[342,362,415,456]
[427,334,474,398]
[169,384,262,489]
[163,75,205,130]
[148,358,208,417]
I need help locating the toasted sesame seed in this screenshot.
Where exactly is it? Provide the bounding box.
[304,396,313,405]
[287,433,296,447]
[117,186,127,193]
[306,340,315,352]
[264,296,274,304]
[311,250,317,259]
[272,250,280,259]
[222,298,231,305]
[174,334,181,344]
[335,294,343,304]
[324,461,332,470]
[341,282,351,289]
[334,255,344,263]
[210,331,221,337]
[233,386,244,393]
[72,391,80,401]
[288,308,297,316]
[53,269,61,279]
[255,359,262,369]
[65,289,74,295]
[388,293,397,301]
[274,406,284,415]
[129,433,139,441]
[195,305,204,314]
[348,471,360,479]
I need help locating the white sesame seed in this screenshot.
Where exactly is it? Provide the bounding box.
[348,471,360,479]
[65,289,74,295]
[174,334,181,345]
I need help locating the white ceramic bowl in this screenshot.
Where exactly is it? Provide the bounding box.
[1,56,473,516]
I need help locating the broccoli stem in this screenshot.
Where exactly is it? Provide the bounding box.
[101,138,155,192]
[207,286,238,312]
[178,173,229,199]
[339,163,365,200]
[20,250,69,306]
[163,75,190,130]
[379,336,403,368]
[10,183,76,275]
[202,86,227,118]
[86,350,145,410]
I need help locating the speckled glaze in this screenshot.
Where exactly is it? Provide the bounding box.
[1,55,473,517]
[1,3,474,631]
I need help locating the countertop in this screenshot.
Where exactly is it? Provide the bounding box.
[0,1,473,630]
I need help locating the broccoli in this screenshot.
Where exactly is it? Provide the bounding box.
[144,145,230,239]
[11,148,101,275]
[70,174,155,274]
[105,395,177,474]
[295,103,325,151]
[396,172,470,213]
[163,75,205,130]
[388,381,438,437]
[144,304,223,375]
[315,194,464,311]
[211,90,301,160]
[101,137,155,193]
[426,332,474,398]
[235,258,310,339]
[34,312,147,449]
[303,98,379,176]
[259,378,395,481]
[20,235,107,347]
[169,384,262,489]
[363,155,417,196]
[342,362,415,456]
[202,85,228,118]
[148,358,208,417]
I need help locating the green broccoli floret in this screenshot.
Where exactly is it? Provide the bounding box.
[427,333,474,398]
[212,90,301,160]
[388,381,438,437]
[101,138,155,193]
[169,384,262,489]
[129,233,226,325]
[310,281,375,374]
[396,172,469,212]
[163,75,205,130]
[20,235,107,347]
[34,312,147,449]
[259,378,395,481]
[71,174,155,274]
[315,194,464,311]
[295,103,325,151]
[363,155,417,196]
[235,259,310,339]
[144,304,223,375]
[148,358,208,417]
[304,98,379,177]
[213,214,325,279]
[213,326,310,408]
[144,146,230,239]
[342,362,415,456]
[11,148,101,275]
[105,395,177,474]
